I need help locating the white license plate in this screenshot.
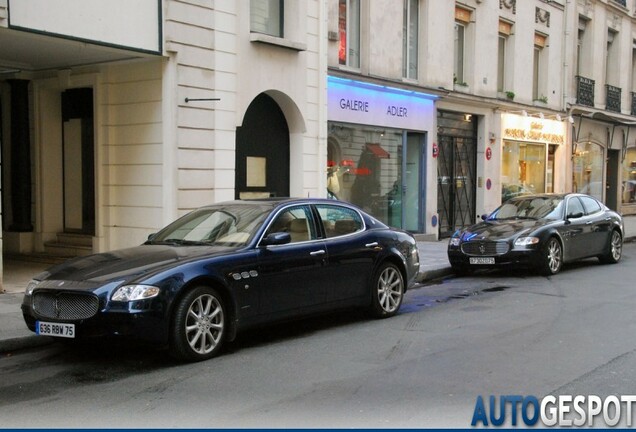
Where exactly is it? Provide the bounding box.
[469,257,495,265]
[36,321,75,338]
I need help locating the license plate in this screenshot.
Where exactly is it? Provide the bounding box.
[469,257,495,265]
[36,321,75,338]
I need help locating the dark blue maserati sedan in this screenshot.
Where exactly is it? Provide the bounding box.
[22,198,420,361]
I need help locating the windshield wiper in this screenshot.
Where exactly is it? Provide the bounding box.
[152,238,209,246]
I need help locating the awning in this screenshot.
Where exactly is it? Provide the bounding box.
[366,143,390,159]
[570,106,636,161]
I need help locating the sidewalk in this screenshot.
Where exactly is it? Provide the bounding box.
[0,240,453,354]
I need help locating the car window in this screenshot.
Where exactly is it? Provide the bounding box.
[579,196,602,215]
[315,204,363,238]
[566,197,585,218]
[265,205,316,243]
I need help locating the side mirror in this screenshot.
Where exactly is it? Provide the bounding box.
[260,232,291,246]
[481,214,489,221]
[147,233,157,240]
[567,211,584,219]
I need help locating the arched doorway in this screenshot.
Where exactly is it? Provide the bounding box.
[235,93,290,199]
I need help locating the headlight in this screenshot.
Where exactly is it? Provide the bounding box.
[111,285,160,302]
[514,237,540,246]
[25,279,40,296]
[449,238,461,247]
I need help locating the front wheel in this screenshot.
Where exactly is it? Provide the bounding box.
[599,230,622,264]
[369,262,404,318]
[539,237,563,276]
[169,286,226,362]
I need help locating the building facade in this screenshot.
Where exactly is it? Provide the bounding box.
[0,0,326,288]
[1,0,636,289]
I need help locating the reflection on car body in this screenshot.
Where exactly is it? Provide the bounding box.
[22,198,420,361]
[448,193,624,276]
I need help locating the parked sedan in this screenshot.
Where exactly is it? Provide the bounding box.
[447,193,623,276]
[22,199,419,361]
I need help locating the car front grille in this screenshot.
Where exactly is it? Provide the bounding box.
[33,291,99,320]
[461,241,509,256]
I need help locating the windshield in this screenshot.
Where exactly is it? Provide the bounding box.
[489,196,565,221]
[147,204,271,247]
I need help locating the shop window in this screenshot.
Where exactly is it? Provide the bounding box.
[501,142,546,202]
[250,0,283,37]
[572,141,604,200]
[622,148,636,204]
[339,0,360,68]
[402,0,419,80]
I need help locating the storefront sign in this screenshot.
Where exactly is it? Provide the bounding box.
[328,76,436,131]
[501,114,566,145]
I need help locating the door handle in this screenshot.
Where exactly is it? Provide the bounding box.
[365,242,379,248]
[310,250,326,256]
[586,221,593,225]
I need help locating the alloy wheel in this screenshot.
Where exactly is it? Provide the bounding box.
[610,231,622,261]
[185,293,224,355]
[546,238,562,274]
[377,266,403,314]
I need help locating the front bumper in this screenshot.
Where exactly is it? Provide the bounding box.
[21,295,169,345]
[447,246,542,269]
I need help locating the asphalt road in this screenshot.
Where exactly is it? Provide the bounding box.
[1,243,636,428]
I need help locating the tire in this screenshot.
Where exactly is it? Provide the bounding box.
[369,262,404,318]
[169,286,226,361]
[599,230,622,264]
[539,237,563,276]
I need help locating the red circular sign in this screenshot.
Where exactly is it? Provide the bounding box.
[486,147,492,160]
[432,142,439,158]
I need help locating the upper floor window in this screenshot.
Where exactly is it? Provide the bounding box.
[606,29,619,86]
[402,0,419,79]
[454,7,471,85]
[339,0,360,68]
[250,0,283,38]
[533,33,547,101]
[498,21,512,93]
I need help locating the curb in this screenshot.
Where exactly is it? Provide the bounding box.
[0,335,55,354]
[416,267,455,284]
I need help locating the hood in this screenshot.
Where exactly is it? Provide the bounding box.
[459,219,547,242]
[37,244,236,285]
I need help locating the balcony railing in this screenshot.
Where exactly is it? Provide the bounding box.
[631,92,636,116]
[606,85,621,113]
[576,76,595,107]
[611,0,627,7]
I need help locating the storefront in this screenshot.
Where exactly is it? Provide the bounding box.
[327,75,438,234]
[500,113,567,202]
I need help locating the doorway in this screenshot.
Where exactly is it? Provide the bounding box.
[235,93,290,199]
[61,88,95,234]
[437,111,477,238]
[607,149,620,210]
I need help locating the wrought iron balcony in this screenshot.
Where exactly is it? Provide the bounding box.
[631,92,636,116]
[576,76,595,107]
[606,84,621,113]
[611,0,626,7]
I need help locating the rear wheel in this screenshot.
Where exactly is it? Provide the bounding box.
[599,230,622,264]
[169,286,226,361]
[539,237,562,276]
[369,262,404,318]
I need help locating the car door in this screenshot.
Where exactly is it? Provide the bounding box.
[560,196,589,260]
[314,203,379,302]
[579,195,609,256]
[256,204,329,317]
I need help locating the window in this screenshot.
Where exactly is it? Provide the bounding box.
[606,29,618,86]
[498,21,512,93]
[315,205,363,238]
[266,205,316,243]
[567,197,585,218]
[402,0,419,79]
[501,142,546,202]
[533,33,547,101]
[622,148,636,204]
[339,0,360,68]
[580,196,602,215]
[454,7,471,85]
[454,22,465,84]
[250,0,283,37]
[497,35,506,92]
[572,141,604,200]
